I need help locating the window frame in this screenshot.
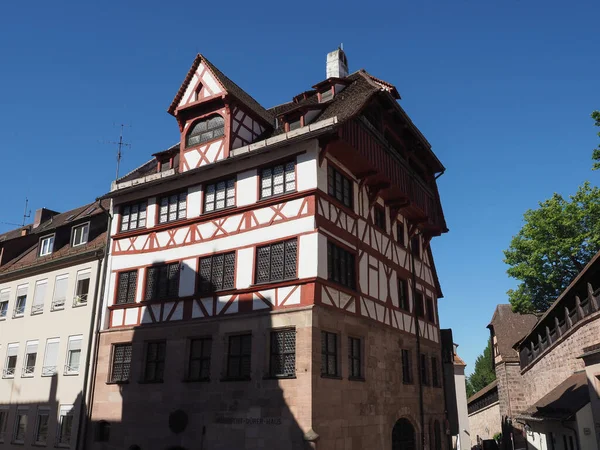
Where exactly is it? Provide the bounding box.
[22,340,38,377]
[254,239,298,284]
[14,285,27,318]
[158,191,187,224]
[144,262,180,302]
[402,349,413,384]
[397,221,405,247]
[426,296,436,324]
[431,356,440,388]
[42,338,60,377]
[12,407,28,444]
[39,234,55,257]
[327,164,353,210]
[0,289,8,318]
[373,205,386,231]
[65,335,82,375]
[203,177,236,213]
[411,235,421,259]
[34,407,50,445]
[115,270,138,305]
[120,201,148,232]
[56,405,74,448]
[225,334,252,381]
[198,252,236,294]
[0,408,7,443]
[259,161,296,200]
[186,337,212,382]
[142,340,166,383]
[415,291,425,319]
[4,344,18,378]
[185,114,225,148]
[109,343,133,384]
[327,241,357,291]
[321,331,339,378]
[72,222,90,247]
[348,336,363,380]
[269,328,296,379]
[74,271,91,307]
[420,353,429,386]
[398,278,410,311]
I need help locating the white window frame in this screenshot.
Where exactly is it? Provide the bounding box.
[203,178,235,213]
[42,338,60,377]
[65,335,82,375]
[12,407,28,444]
[39,234,55,256]
[73,270,91,307]
[22,340,38,377]
[31,279,48,315]
[0,289,9,319]
[14,284,28,317]
[34,407,50,445]
[72,222,90,247]
[56,405,74,448]
[52,274,69,311]
[4,343,19,378]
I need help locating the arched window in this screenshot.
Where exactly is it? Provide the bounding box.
[392,418,416,450]
[186,115,224,148]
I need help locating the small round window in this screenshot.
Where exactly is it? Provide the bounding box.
[186,115,225,148]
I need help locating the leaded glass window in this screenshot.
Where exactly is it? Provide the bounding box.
[321,331,338,376]
[198,252,235,294]
[145,263,180,301]
[270,330,295,378]
[327,165,353,209]
[204,179,235,213]
[158,192,187,224]
[255,239,297,284]
[116,271,137,305]
[144,341,166,382]
[260,162,295,199]
[110,344,132,383]
[120,201,147,232]
[188,338,211,381]
[227,334,251,379]
[186,115,225,148]
[327,241,356,290]
[348,337,362,379]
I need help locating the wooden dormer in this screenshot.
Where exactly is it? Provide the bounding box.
[168,54,274,173]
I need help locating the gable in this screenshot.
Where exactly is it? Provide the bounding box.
[177,60,225,110]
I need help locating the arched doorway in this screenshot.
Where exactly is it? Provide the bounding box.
[392,418,416,450]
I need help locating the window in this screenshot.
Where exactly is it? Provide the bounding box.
[415,291,425,318]
[39,235,54,256]
[260,162,295,199]
[158,191,187,224]
[270,330,295,378]
[320,89,333,102]
[186,115,225,148]
[14,285,27,317]
[116,270,138,305]
[72,223,90,246]
[57,405,74,447]
[397,222,405,246]
[431,356,440,387]
[288,117,302,131]
[348,337,362,379]
[426,297,436,323]
[74,271,90,306]
[402,349,413,384]
[52,275,69,310]
[398,279,409,311]
[110,343,132,383]
[0,409,7,442]
[65,335,82,374]
[12,408,27,444]
[411,235,421,259]
[255,239,297,284]
[34,408,50,445]
[204,179,235,213]
[23,340,38,376]
[42,338,60,376]
[4,344,18,378]
[0,290,9,319]
[145,263,180,301]
[120,201,147,232]
[420,353,429,385]
[31,280,47,315]
[327,165,353,209]
[187,338,211,381]
[226,334,251,380]
[373,205,385,230]
[143,341,166,383]
[198,252,235,294]
[327,241,356,290]
[321,331,338,377]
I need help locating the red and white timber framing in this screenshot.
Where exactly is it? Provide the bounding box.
[104,144,440,344]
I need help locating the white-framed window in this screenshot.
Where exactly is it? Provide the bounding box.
[34,407,50,445]
[52,275,69,310]
[65,335,82,375]
[56,405,74,447]
[0,407,8,443]
[42,338,60,376]
[260,161,296,199]
[4,343,18,378]
[120,201,147,232]
[12,407,28,444]
[72,223,89,246]
[74,270,91,307]
[39,234,55,256]
[204,178,235,213]
[31,279,47,315]
[0,289,9,319]
[13,284,27,317]
[158,191,187,224]
[23,340,38,377]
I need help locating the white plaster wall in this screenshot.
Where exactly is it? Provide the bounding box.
[296,144,319,192]
[454,366,471,450]
[236,247,254,289]
[298,232,318,279]
[237,169,258,207]
[187,184,202,218]
[146,197,157,228]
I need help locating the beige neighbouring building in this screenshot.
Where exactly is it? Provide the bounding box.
[0,202,108,449]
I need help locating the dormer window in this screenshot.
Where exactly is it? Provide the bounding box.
[320,89,333,103]
[72,223,89,247]
[289,117,302,131]
[186,115,225,148]
[39,235,55,256]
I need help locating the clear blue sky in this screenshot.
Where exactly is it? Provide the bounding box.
[1,0,598,373]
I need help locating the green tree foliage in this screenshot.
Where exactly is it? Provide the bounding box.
[466,341,496,398]
[504,182,600,313]
[592,111,600,170]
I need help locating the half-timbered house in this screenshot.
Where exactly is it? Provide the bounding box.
[88,48,448,450]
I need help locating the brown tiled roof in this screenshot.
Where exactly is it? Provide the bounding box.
[31,200,108,234]
[0,226,32,242]
[453,353,466,367]
[168,54,274,127]
[488,304,538,362]
[467,380,498,405]
[518,371,589,421]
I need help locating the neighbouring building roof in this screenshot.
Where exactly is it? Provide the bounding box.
[467,379,498,405]
[488,304,538,362]
[516,371,589,422]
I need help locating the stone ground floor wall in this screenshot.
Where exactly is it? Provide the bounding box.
[468,402,500,444]
[313,306,448,450]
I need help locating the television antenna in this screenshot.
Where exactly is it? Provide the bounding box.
[22,198,31,226]
[100,124,131,180]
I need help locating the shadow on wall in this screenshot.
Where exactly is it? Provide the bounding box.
[87,266,312,450]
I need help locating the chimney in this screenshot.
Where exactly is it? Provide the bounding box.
[326,47,348,79]
[33,208,59,229]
